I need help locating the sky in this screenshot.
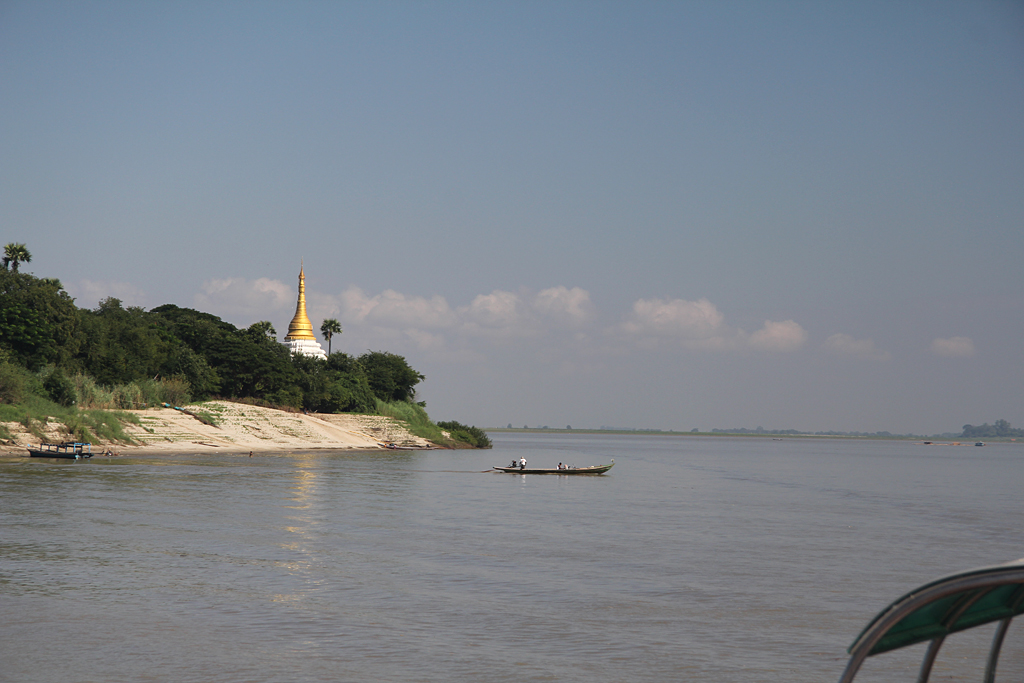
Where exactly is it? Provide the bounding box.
[2,1,1022,434]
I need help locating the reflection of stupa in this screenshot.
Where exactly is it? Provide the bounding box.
[283,264,327,360]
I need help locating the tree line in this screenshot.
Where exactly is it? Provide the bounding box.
[0,256,424,416]
[961,420,1024,439]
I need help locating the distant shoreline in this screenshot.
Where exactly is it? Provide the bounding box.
[484,428,1023,443]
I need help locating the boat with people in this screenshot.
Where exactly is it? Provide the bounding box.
[493,460,613,475]
[27,442,93,459]
[838,557,1024,682]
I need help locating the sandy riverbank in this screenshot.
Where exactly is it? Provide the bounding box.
[1,400,436,456]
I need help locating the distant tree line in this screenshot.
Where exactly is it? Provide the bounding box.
[961,420,1024,439]
[710,427,897,436]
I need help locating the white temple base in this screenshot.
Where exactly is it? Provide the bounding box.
[284,338,327,360]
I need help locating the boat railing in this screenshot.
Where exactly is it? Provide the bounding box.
[839,558,1024,682]
[32,442,92,455]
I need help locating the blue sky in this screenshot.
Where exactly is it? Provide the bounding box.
[3,1,1022,433]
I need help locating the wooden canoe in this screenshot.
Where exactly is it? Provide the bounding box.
[493,461,613,475]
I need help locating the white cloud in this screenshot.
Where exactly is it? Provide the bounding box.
[69,280,148,309]
[533,286,594,326]
[340,287,456,328]
[460,290,525,329]
[620,297,805,352]
[334,285,597,347]
[823,333,891,361]
[194,277,293,320]
[327,286,807,360]
[748,319,807,352]
[622,297,725,338]
[930,336,975,358]
[401,328,448,351]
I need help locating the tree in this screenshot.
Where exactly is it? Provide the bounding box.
[0,268,82,369]
[358,351,424,403]
[961,420,1024,439]
[3,243,32,272]
[44,367,76,406]
[148,305,298,400]
[320,318,342,356]
[244,321,278,346]
[76,298,175,385]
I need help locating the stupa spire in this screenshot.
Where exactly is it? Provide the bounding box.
[282,261,327,360]
[284,261,316,341]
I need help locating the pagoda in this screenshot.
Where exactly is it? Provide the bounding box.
[283,263,327,360]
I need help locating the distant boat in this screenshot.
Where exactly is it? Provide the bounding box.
[975,442,986,446]
[493,461,614,475]
[28,442,93,459]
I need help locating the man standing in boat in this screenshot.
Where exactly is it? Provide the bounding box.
[519,456,526,471]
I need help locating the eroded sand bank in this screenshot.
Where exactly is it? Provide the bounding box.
[1,400,434,455]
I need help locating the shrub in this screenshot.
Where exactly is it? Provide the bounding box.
[44,367,76,407]
[0,362,27,404]
[112,382,144,409]
[73,373,115,409]
[436,420,492,448]
[269,386,303,409]
[162,376,191,406]
[374,399,446,443]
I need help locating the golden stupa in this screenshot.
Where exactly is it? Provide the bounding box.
[284,264,316,341]
[283,263,327,359]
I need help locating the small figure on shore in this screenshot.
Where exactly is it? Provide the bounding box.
[249,451,253,457]
[519,456,527,471]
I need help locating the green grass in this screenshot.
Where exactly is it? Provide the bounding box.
[436,420,491,448]
[73,374,192,410]
[373,399,448,443]
[185,405,220,427]
[0,394,140,444]
[372,400,491,448]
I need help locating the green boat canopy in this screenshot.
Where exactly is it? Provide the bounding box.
[839,558,1024,683]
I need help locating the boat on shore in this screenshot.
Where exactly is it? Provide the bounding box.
[27,442,93,459]
[493,461,613,475]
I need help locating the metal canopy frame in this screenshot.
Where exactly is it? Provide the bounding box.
[839,559,1024,683]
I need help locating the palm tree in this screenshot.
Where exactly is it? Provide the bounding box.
[320,318,342,356]
[3,243,31,272]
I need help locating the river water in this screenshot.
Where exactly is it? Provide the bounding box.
[1,433,1021,682]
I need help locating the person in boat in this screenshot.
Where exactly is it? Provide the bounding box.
[557,462,564,470]
[519,456,526,470]
[509,458,518,468]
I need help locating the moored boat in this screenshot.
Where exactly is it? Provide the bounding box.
[27,442,93,459]
[493,460,613,475]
